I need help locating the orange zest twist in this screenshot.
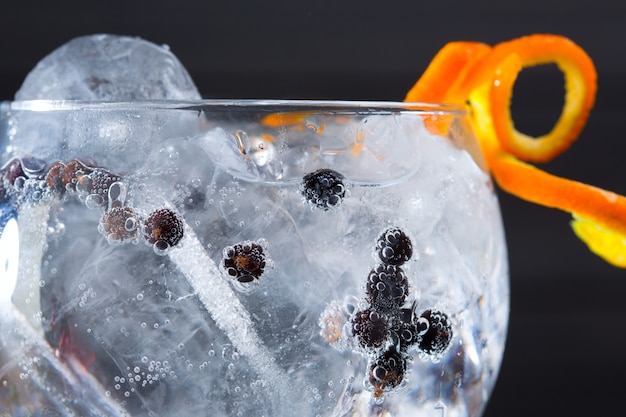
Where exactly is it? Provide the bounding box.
[405,34,626,268]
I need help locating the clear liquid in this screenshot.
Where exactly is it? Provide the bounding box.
[0,104,509,417]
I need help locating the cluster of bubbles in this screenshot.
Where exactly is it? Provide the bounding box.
[0,156,185,254]
[1,156,56,205]
[320,226,453,402]
[221,239,272,284]
[300,168,347,211]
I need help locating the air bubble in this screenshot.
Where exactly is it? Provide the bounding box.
[108,181,127,209]
[305,120,324,133]
[152,240,170,256]
[85,194,104,209]
[416,317,429,336]
[136,293,144,301]
[125,217,138,231]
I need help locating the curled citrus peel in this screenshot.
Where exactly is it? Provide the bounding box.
[406,34,626,268]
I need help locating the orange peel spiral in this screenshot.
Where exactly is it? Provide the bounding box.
[405,34,626,268]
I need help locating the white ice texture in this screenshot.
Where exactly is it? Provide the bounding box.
[15,34,201,101]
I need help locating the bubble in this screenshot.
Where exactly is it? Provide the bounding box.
[136,293,144,301]
[85,194,104,209]
[305,120,324,133]
[152,240,170,256]
[125,217,138,231]
[12,176,25,190]
[416,317,429,336]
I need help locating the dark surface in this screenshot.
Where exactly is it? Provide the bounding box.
[1,1,625,415]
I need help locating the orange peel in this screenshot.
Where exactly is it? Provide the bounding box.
[487,35,597,163]
[261,112,311,127]
[404,41,491,104]
[404,42,491,136]
[406,34,626,268]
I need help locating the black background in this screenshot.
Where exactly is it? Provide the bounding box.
[1,1,626,416]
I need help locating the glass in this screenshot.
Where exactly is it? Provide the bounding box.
[0,100,508,417]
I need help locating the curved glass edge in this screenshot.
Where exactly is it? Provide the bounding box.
[0,98,488,175]
[0,99,467,115]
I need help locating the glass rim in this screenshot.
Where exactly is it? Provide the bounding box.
[1,99,467,115]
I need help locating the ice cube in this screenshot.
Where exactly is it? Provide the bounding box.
[16,34,200,101]
[7,34,203,176]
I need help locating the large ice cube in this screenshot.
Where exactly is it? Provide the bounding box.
[7,34,203,174]
[15,34,200,101]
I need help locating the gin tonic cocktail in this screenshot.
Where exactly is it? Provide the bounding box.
[0,34,509,417]
[0,99,508,417]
